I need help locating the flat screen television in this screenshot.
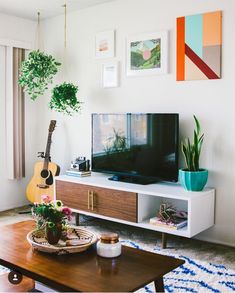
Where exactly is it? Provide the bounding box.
[91,113,179,184]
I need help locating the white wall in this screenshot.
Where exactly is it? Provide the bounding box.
[40,0,235,246]
[0,13,38,211]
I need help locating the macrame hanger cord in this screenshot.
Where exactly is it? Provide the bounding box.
[62,3,67,77]
[36,11,41,50]
[64,3,67,49]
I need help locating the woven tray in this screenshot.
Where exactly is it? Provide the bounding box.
[27,226,97,255]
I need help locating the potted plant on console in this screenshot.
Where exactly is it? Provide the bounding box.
[179,115,208,191]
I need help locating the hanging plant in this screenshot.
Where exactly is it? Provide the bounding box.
[49,82,81,115]
[18,50,61,100]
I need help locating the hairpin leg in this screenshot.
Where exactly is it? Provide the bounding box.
[161,233,167,249]
[75,213,80,226]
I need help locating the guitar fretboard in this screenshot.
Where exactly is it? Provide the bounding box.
[43,132,52,170]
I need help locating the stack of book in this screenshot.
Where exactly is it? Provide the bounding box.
[149,216,187,230]
[66,169,91,177]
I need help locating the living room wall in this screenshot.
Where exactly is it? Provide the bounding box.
[39,0,235,246]
[0,13,38,211]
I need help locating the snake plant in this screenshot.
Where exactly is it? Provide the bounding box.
[181,115,204,171]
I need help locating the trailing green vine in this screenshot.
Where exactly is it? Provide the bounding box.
[49,82,81,115]
[18,50,61,100]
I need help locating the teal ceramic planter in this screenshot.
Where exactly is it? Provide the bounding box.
[179,169,208,191]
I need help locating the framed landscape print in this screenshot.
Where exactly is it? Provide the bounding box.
[126,31,168,76]
[95,30,115,59]
[102,62,119,88]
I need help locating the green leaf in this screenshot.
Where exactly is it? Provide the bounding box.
[49,82,82,116]
[18,50,61,100]
[193,115,200,136]
[181,115,204,171]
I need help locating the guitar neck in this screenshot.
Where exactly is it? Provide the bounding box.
[43,132,52,170]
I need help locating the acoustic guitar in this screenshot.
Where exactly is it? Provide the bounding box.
[26,120,60,203]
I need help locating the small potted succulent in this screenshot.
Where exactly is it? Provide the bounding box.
[179,115,208,191]
[18,50,61,100]
[49,82,81,115]
[32,195,72,245]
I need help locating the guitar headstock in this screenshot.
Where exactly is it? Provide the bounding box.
[49,120,56,133]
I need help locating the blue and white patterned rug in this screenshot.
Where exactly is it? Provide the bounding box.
[121,240,235,293]
[0,241,234,293]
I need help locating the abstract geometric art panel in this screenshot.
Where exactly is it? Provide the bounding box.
[177,11,222,81]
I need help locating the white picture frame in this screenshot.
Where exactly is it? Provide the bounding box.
[102,62,119,88]
[95,30,115,59]
[126,31,168,76]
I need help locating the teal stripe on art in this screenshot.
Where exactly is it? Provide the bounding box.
[185,14,203,58]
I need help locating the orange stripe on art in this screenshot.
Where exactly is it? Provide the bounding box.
[176,17,185,81]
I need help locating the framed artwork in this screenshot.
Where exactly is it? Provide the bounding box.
[126,31,168,76]
[95,30,115,59]
[102,62,119,88]
[176,11,222,81]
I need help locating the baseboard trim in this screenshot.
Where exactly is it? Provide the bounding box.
[195,235,235,248]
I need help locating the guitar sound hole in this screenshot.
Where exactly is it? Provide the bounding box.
[41,169,49,179]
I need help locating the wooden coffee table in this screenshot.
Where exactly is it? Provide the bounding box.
[0,221,184,292]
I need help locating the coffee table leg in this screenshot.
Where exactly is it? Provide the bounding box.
[161,233,167,249]
[154,276,164,292]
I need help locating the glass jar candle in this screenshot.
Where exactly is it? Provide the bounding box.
[97,233,122,258]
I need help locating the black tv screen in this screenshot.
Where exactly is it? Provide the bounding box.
[92,113,179,184]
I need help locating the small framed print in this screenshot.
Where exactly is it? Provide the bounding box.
[95,30,115,59]
[102,62,119,88]
[126,31,168,76]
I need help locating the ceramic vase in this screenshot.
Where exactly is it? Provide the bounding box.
[46,222,62,245]
[179,169,208,191]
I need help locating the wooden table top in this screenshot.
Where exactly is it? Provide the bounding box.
[0,221,184,292]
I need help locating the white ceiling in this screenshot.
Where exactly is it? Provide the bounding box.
[0,0,115,21]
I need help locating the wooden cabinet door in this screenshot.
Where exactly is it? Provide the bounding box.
[90,186,137,222]
[56,181,90,212]
[56,181,137,222]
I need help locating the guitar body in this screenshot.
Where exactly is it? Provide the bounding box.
[26,162,60,203]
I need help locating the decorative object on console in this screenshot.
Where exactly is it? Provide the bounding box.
[179,115,208,191]
[26,120,60,203]
[49,82,81,115]
[126,31,168,76]
[176,11,222,81]
[66,157,91,177]
[70,157,90,171]
[97,233,122,258]
[18,50,61,100]
[66,170,91,177]
[95,30,115,59]
[150,203,188,230]
[102,62,119,88]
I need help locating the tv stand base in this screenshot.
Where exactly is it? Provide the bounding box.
[75,212,168,249]
[55,173,215,252]
[108,174,158,185]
